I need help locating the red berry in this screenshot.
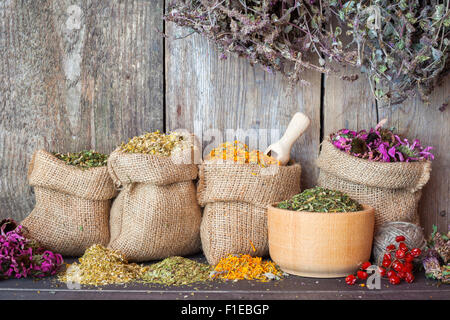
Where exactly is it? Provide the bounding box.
[357,270,368,280]
[345,274,357,285]
[392,260,403,272]
[404,262,414,272]
[405,272,415,283]
[399,242,408,252]
[382,259,391,268]
[395,235,406,242]
[397,271,406,279]
[411,248,421,258]
[378,266,386,277]
[387,270,396,278]
[361,262,371,270]
[405,253,414,262]
[395,249,406,259]
[386,244,396,251]
[389,275,401,285]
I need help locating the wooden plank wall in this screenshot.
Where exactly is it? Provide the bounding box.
[0,1,448,234]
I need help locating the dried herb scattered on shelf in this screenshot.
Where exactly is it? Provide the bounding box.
[277,186,363,212]
[52,150,108,168]
[119,130,191,156]
[210,254,284,282]
[422,225,449,284]
[141,256,213,286]
[0,219,63,279]
[205,140,280,167]
[58,245,148,286]
[330,120,435,162]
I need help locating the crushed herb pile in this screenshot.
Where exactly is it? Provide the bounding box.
[422,225,450,284]
[0,219,63,279]
[166,1,449,106]
[210,254,284,282]
[205,140,280,167]
[119,130,192,156]
[277,186,363,212]
[330,120,434,162]
[141,256,212,286]
[52,150,108,168]
[58,245,148,286]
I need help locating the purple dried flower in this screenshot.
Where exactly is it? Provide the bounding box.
[330,122,434,163]
[0,219,63,280]
[423,249,444,281]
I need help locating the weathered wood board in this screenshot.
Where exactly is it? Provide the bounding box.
[377,76,450,234]
[0,0,164,221]
[165,25,322,189]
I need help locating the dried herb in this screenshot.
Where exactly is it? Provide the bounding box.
[205,140,280,167]
[119,130,192,156]
[330,120,435,162]
[166,0,335,85]
[422,225,450,283]
[141,256,213,286]
[58,245,148,286]
[52,150,108,168]
[277,186,363,212]
[0,219,63,279]
[330,0,450,105]
[210,254,284,282]
[166,1,450,106]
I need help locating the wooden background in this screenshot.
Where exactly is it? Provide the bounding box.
[0,1,448,234]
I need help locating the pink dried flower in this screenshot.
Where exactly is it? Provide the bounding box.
[330,123,434,163]
[0,219,63,280]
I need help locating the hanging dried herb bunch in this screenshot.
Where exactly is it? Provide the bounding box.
[166,1,449,107]
[165,0,344,84]
[329,0,450,105]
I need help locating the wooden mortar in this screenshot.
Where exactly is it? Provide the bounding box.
[268,204,375,278]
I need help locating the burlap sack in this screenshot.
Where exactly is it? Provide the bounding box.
[22,150,117,256]
[198,161,301,265]
[317,139,431,228]
[107,148,202,262]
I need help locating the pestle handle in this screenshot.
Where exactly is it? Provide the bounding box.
[278,112,311,151]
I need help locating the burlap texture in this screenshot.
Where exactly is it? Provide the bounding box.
[107,148,201,262]
[22,149,116,256]
[198,162,301,265]
[317,139,431,228]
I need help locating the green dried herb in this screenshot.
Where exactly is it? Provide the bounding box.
[141,256,213,286]
[277,186,363,213]
[52,150,108,168]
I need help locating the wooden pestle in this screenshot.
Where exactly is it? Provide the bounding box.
[264,112,311,165]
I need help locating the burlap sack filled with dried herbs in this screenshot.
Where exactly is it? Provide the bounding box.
[198,161,301,265]
[107,131,202,262]
[317,139,431,228]
[22,150,117,256]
